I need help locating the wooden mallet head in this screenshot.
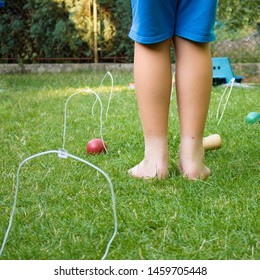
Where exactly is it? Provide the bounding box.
[203,134,222,151]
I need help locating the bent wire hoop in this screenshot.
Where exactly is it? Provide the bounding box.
[92,71,114,121]
[62,89,107,151]
[62,71,113,153]
[216,77,235,126]
[0,150,118,260]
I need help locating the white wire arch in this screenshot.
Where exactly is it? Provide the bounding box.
[0,150,117,260]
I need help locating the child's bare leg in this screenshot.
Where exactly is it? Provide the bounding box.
[128,39,172,179]
[174,36,212,180]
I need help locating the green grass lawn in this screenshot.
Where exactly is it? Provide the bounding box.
[0,70,259,260]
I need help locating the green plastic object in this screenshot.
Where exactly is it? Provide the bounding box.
[246,112,260,124]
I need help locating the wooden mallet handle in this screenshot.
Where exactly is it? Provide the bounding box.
[203,134,222,151]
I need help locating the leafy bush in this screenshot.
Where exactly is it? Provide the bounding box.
[0,0,90,62]
[0,0,258,63]
[0,0,133,63]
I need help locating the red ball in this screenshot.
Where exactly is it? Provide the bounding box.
[86,138,107,154]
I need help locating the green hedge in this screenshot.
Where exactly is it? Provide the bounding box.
[0,1,87,62]
[0,0,133,63]
[0,0,258,63]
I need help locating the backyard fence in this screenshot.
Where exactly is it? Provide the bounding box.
[211,22,259,63]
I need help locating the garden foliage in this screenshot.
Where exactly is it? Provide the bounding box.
[0,0,259,63]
